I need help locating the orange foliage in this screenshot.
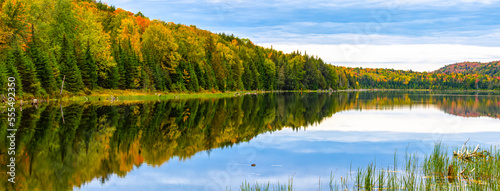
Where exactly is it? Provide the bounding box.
[135,16,150,33]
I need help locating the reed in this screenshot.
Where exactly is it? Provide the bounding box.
[240,142,500,190]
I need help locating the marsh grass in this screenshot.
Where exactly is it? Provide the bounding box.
[240,177,294,191]
[240,143,500,191]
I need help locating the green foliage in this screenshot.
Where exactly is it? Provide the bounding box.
[13,47,42,95]
[5,49,22,94]
[348,67,500,90]
[27,29,57,94]
[82,41,98,89]
[1,0,498,98]
[0,61,7,95]
[59,35,84,92]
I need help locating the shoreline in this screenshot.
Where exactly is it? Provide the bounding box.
[5,88,500,104]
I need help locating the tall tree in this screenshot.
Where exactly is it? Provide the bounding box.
[28,26,56,94]
[83,40,98,89]
[13,47,42,95]
[5,49,22,94]
[59,35,84,92]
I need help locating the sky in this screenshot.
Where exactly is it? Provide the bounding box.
[102,0,500,71]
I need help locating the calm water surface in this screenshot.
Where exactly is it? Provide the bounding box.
[1,91,499,190]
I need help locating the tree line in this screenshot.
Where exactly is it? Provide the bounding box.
[435,61,500,77]
[346,67,500,90]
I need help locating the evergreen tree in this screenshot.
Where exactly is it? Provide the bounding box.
[5,50,23,95]
[232,59,244,90]
[116,44,127,89]
[243,60,254,90]
[83,41,98,89]
[194,62,206,90]
[185,62,199,92]
[27,27,57,94]
[127,41,140,89]
[13,48,42,95]
[59,35,84,92]
[105,65,120,89]
[0,62,8,95]
[277,65,285,90]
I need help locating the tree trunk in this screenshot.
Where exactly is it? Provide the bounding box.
[60,75,66,94]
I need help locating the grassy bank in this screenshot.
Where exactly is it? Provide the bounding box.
[7,89,265,103]
[9,88,341,103]
[239,143,500,191]
[8,88,500,104]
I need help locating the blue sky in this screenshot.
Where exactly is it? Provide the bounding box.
[103,0,500,71]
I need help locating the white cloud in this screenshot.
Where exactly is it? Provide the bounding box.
[257,43,500,71]
[249,107,500,152]
[201,0,500,9]
[102,0,500,71]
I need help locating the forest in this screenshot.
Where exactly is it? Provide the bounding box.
[1,0,499,99]
[435,61,500,77]
[0,0,356,98]
[346,67,500,90]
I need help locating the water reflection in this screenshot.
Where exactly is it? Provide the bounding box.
[0,91,499,190]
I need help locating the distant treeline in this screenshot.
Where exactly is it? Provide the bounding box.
[1,0,499,98]
[435,61,500,76]
[345,67,500,90]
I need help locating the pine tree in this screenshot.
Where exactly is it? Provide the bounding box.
[180,61,199,92]
[83,41,98,90]
[140,67,151,90]
[13,48,42,95]
[59,35,84,92]
[202,63,212,90]
[127,41,140,89]
[5,50,23,95]
[277,65,285,90]
[243,60,254,90]
[116,44,127,89]
[195,62,206,90]
[232,59,244,90]
[28,27,57,94]
[0,62,8,95]
[105,65,119,89]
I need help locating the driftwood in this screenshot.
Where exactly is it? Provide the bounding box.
[453,139,489,176]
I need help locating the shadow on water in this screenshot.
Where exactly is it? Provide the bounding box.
[0,91,499,190]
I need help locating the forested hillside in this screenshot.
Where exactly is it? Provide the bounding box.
[435,61,500,77]
[346,67,500,90]
[0,0,356,97]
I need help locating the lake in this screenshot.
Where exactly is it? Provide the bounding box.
[1,91,499,190]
